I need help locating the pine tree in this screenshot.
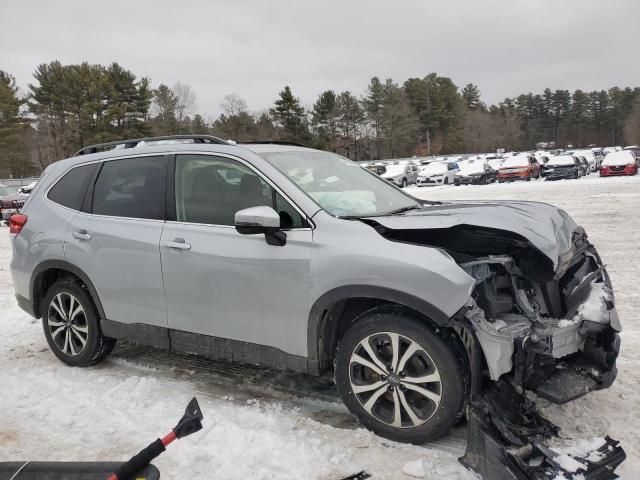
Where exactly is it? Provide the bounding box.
[461,83,483,111]
[0,71,32,177]
[362,77,386,158]
[311,90,339,150]
[336,91,365,159]
[152,84,179,135]
[269,86,309,143]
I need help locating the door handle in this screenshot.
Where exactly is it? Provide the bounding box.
[72,230,92,241]
[164,238,191,250]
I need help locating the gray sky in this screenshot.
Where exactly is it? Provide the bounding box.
[1,0,638,119]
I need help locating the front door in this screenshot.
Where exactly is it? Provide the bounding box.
[160,153,313,358]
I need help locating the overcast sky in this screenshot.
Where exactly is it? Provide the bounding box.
[1,0,639,119]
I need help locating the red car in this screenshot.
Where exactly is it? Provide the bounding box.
[600,151,637,177]
[497,154,541,182]
[0,185,28,222]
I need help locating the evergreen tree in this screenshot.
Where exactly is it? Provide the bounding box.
[311,90,339,150]
[269,86,309,143]
[0,71,32,177]
[336,91,365,159]
[461,83,483,111]
[361,77,386,158]
[152,84,179,135]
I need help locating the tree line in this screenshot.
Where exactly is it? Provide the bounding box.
[1,60,639,177]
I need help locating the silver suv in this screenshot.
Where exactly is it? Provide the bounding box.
[9,136,622,470]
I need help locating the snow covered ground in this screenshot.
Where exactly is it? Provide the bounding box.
[1,174,638,479]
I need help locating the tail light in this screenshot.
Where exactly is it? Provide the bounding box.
[9,214,27,234]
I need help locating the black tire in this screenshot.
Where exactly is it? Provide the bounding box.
[41,278,116,366]
[401,178,407,188]
[444,177,449,185]
[334,311,465,444]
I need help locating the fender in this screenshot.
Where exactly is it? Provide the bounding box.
[307,285,450,374]
[30,259,106,320]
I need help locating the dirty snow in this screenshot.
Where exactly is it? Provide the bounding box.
[1,174,639,479]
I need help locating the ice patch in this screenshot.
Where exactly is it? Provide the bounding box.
[402,458,426,477]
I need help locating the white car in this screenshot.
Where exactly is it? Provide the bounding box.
[574,150,598,172]
[416,161,459,186]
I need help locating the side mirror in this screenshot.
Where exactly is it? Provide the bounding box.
[235,206,286,246]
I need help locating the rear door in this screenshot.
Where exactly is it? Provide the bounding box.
[64,154,169,328]
[160,153,313,358]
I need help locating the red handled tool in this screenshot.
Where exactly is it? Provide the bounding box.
[107,397,203,480]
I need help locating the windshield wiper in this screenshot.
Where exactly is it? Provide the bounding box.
[384,205,423,216]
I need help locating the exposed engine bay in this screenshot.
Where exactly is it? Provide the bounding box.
[365,203,625,479]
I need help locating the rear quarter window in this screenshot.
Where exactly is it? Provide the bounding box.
[47,163,97,210]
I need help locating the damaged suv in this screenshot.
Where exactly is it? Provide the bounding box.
[10,136,624,479]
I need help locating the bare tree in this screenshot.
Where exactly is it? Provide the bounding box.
[221,93,248,117]
[173,82,197,125]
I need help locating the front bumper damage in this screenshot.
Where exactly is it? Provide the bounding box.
[460,381,626,480]
[454,243,625,478]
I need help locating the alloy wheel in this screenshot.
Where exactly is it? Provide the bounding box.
[349,332,442,428]
[47,292,89,356]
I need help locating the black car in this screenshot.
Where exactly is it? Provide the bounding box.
[453,160,496,185]
[543,155,581,180]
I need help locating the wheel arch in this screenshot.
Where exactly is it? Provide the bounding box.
[30,260,105,320]
[307,285,451,375]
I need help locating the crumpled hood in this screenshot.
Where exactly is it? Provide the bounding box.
[366,200,579,273]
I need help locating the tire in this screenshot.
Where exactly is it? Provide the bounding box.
[402,178,407,188]
[334,311,465,444]
[444,177,449,185]
[41,278,116,367]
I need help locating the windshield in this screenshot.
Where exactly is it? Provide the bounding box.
[501,156,529,168]
[603,151,635,166]
[420,162,447,175]
[458,161,485,174]
[547,155,576,166]
[259,150,420,217]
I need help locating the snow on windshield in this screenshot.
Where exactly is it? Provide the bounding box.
[501,156,529,168]
[419,162,447,175]
[603,151,635,167]
[547,155,576,166]
[458,161,485,174]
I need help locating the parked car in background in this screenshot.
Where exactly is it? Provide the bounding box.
[416,161,458,186]
[624,145,640,163]
[600,150,638,177]
[542,155,581,180]
[486,156,503,171]
[17,181,37,195]
[574,150,598,172]
[497,154,540,182]
[577,156,590,176]
[0,185,28,222]
[381,164,417,187]
[454,160,496,185]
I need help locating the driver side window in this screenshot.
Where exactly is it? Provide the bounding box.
[175,154,306,228]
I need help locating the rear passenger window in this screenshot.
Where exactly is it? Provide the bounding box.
[92,156,166,220]
[175,154,306,228]
[48,163,97,210]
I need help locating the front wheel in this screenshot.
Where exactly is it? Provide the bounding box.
[402,178,407,188]
[41,279,116,366]
[334,311,465,443]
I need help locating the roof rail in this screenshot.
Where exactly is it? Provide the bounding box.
[239,140,307,148]
[73,135,230,157]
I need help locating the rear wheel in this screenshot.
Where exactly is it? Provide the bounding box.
[401,178,407,188]
[41,279,115,366]
[334,311,465,443]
